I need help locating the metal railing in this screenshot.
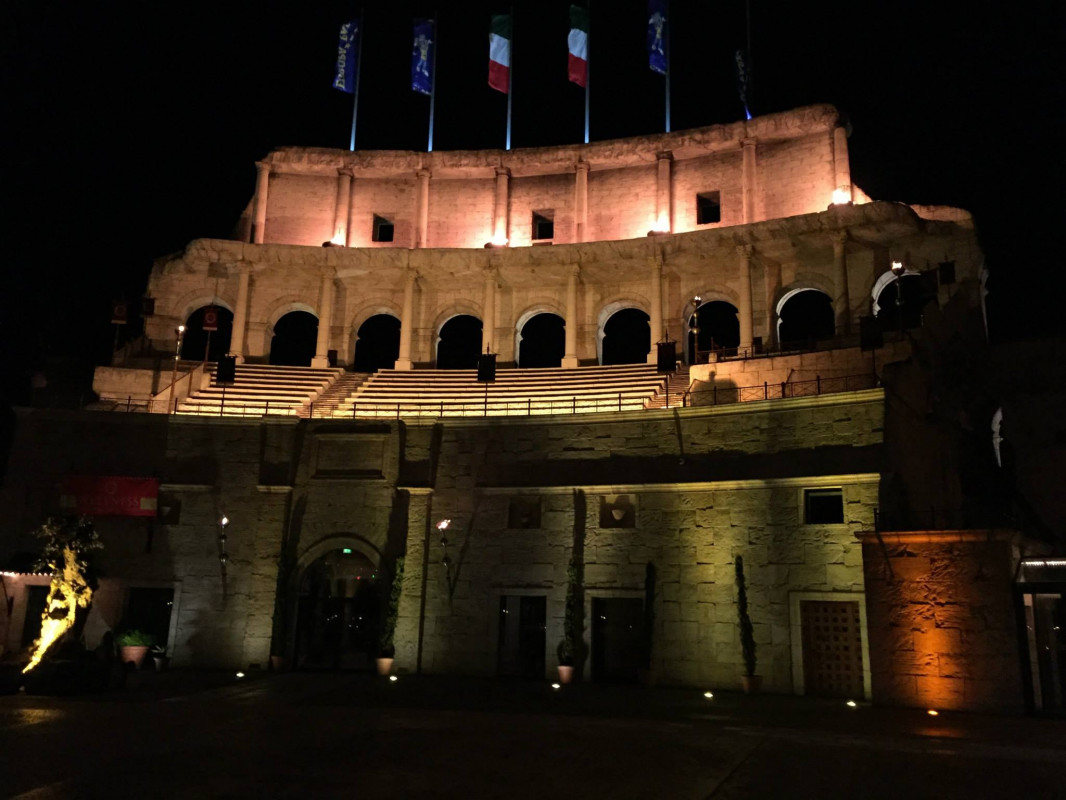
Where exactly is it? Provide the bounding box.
[352,394,648,419]
[684,373,878,406]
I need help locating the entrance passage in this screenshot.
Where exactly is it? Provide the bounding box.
[689,301,739,362]
[517,313,565,368]
[295,549,380,670]
[602,308,650,365]
[270,311,318,366]
[778,289,835,348]
[497,595,546,678]
[181,306,234,362]
[1024,592,1065,712]
[437,315,482,369]
[353,314,400,372]
[800,600,865,698]
[124,587,175,649]
[591,597,644,683]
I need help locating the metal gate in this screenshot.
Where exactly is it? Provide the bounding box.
[800,600,865,698]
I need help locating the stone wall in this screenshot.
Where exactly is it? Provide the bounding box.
[859,530,1026,713]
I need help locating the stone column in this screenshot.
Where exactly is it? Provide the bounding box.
[481,267,497,354]
[228,264,252,363]
[833,126,853,202]
[396,270,418,371]
[332,169,352,245]
[345,173,359,247]
[493,167,510,244]
[311,272,336,368]
[741,138,757,224]
[415,169,431,248]
[833,232,852,335]
[562,265,580,369]
[737,245,754,352]
[655,151,672,232]
[395,488,432,674]
[646,257,663,364]
[574,161,589,243]
[252,161,271,244]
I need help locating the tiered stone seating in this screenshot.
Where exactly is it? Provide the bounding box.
[175,364,342,417]
[340,364,669,418]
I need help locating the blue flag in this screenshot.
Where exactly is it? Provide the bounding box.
[735,49,752,120]
[648,0,667,75]
[412,19,435,95]
[332,19,360,94]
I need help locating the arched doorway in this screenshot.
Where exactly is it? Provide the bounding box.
[517,313,565,367]
[874,274,929,333]
[294,548,382,670]
[437,314,482,369]
[270,311,318,366]
[601,308,650,365]
[180,306,233,362]
[777,289,835,348]
[353,314,400,372]
[688,301,739,362]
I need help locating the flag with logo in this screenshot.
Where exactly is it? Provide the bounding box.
[648,0,667,74]
[412,19,435,95]
[568,6,589,87]
[488,14,512,93]
[332,18,360,93]
[735,49,752,119]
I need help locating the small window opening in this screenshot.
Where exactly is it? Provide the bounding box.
[532,210,554,241]
[373,215,394,243]
[696,192,721,225]
[508,497,542,529]
[600,495,636,528]
[804,488,844,524]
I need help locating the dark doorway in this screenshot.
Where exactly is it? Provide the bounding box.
[689,301,739,362]
[778,290,835,348]
[497,595,547,678]
[124,587,175,648]
[295,549,381,670]
[21,585,48,647]
[876,275,930,333]
[270,311,318,366]
[353,314,400,372]
[800,600,865,699]
[1024,592,1065,712]
[591,597,644,683]
[437,315,482,369]
[518,313,565,367]
[181,306,234,362]
[602,308,650,365]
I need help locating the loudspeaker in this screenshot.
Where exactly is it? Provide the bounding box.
[477,353,497,382]
[859,316,883,352]
[217,355,237,384]
[656,340,677,373]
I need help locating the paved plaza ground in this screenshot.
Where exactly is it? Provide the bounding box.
[2,671,1065,799]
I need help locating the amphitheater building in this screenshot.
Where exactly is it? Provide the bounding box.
[2,104,1056,714]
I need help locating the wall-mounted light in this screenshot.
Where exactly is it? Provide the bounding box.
[437,519,452,566]
[831,188,852,206]
[218,514,230,568]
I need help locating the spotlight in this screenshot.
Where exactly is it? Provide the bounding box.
[703,691,714,699]
[551,683,561,690]
[389,675,398,683]
[927,709,939,716]
[235,671,245,679]
[846,700,857,708]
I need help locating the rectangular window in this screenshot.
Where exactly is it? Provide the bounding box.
[372,215,394,243]
[508,497,542,529]
[804,488,844,524]
[696,192,721,225]
[532,210,554,241]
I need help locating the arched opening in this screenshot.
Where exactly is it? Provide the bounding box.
[602,308,650,366]
[436,314,482,369]
[270,310,318,366]
[777,289,835,348]
[517,313,565,368]
[294,548,382,670]
[874,274,929,333]
[180,306,233,361]
[688,301,739,363]
[353,314,400,372]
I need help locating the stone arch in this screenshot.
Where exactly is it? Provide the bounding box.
[428,299,484,336]
[597,296,651,365]
[348,298,402,367]
[677,288,738,364]
[265,297,319,331]
[775,286,835,346]
[514,300,566,367]
[870,267,919,316]
[174,291,235,327]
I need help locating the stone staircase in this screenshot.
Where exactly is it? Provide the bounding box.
[175,364,343,418]
[301,372,371,418]
[645,366,692,409]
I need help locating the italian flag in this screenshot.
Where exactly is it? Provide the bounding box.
[488,14,512,93]
[567,6,589,88]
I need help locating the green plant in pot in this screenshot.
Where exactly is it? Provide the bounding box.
[556,559,579,684]
[735,556,761,693]
[376,556,404,676]
[116,629,154,671]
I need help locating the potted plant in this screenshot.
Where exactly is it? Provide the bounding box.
[376,556,404,676]
[116,629,154,670]
[735,556,761,693]
[556,559,579,684]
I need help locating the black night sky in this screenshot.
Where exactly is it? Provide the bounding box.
[3,1,1064,400]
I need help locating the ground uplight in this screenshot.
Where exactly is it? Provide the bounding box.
[927,709,939,716]
[389,675,398,682]
[846,700,857,708]
[235,672,245,679]
[703,691,714,699]
[551,683,561,690]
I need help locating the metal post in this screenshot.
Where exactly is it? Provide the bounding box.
[349,11,364,151]
[584,0,591,144]
[664,0,670,133]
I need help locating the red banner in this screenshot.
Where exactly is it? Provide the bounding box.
[202,306,219,332]
[60,477,159,517]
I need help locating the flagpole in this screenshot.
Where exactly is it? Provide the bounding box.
[427,13,438,152]
[584,1,590,144]
[349,10,364,151]
[506,6,514,151]
[745,0,752,113]
[664,0,671,133]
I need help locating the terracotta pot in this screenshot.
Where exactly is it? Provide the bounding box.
[270,655,287,672]
[376,657,394,676]
[557,665,574,684]
[119,645,149,670]
[741,674,762,694]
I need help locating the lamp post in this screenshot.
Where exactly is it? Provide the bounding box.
[218,515,229,568]
[890,261,905,340]
[167,325,186,414]
[436,519,451,565]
